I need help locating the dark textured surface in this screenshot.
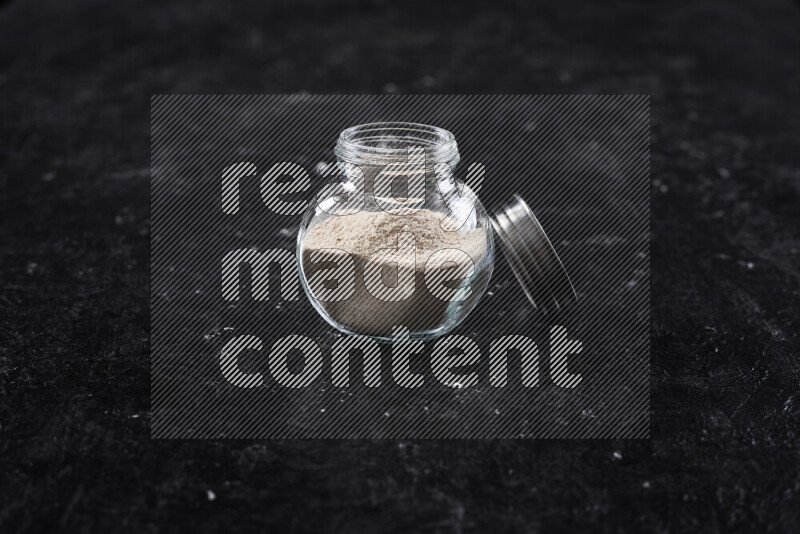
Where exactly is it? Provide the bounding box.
[1,0,800,531]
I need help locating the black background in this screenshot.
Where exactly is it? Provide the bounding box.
[1,0,800,531]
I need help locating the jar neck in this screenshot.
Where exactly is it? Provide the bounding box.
[334,122,460,171]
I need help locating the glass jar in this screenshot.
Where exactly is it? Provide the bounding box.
[297,122,574,342]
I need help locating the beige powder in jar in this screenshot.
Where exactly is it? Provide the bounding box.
[300,209,489,337]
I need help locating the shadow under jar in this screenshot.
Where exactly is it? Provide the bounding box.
[297,122,495,341]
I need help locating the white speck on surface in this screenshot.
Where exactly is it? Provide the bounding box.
[613,451,623,461]
[320,408,325,413]
[384,411,390,417]
[494,409,501,415]
[206,489,216,501]
[26,262,38,275]
[204,327,234,341]
[642,481,651,489]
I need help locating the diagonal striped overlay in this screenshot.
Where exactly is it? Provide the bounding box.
[151,95,649,439]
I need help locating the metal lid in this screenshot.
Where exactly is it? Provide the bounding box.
[491,195,577,312]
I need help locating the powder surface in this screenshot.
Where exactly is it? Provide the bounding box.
[301,209,490,337]
[303,209,487,266]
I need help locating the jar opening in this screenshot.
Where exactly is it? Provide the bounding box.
[335,122,460,166]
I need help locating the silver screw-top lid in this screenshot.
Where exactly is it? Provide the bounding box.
[491,195,577,312]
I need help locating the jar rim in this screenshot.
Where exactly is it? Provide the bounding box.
[335,122,460,166]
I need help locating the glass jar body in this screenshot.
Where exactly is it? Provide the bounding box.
[297,124,495,341]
